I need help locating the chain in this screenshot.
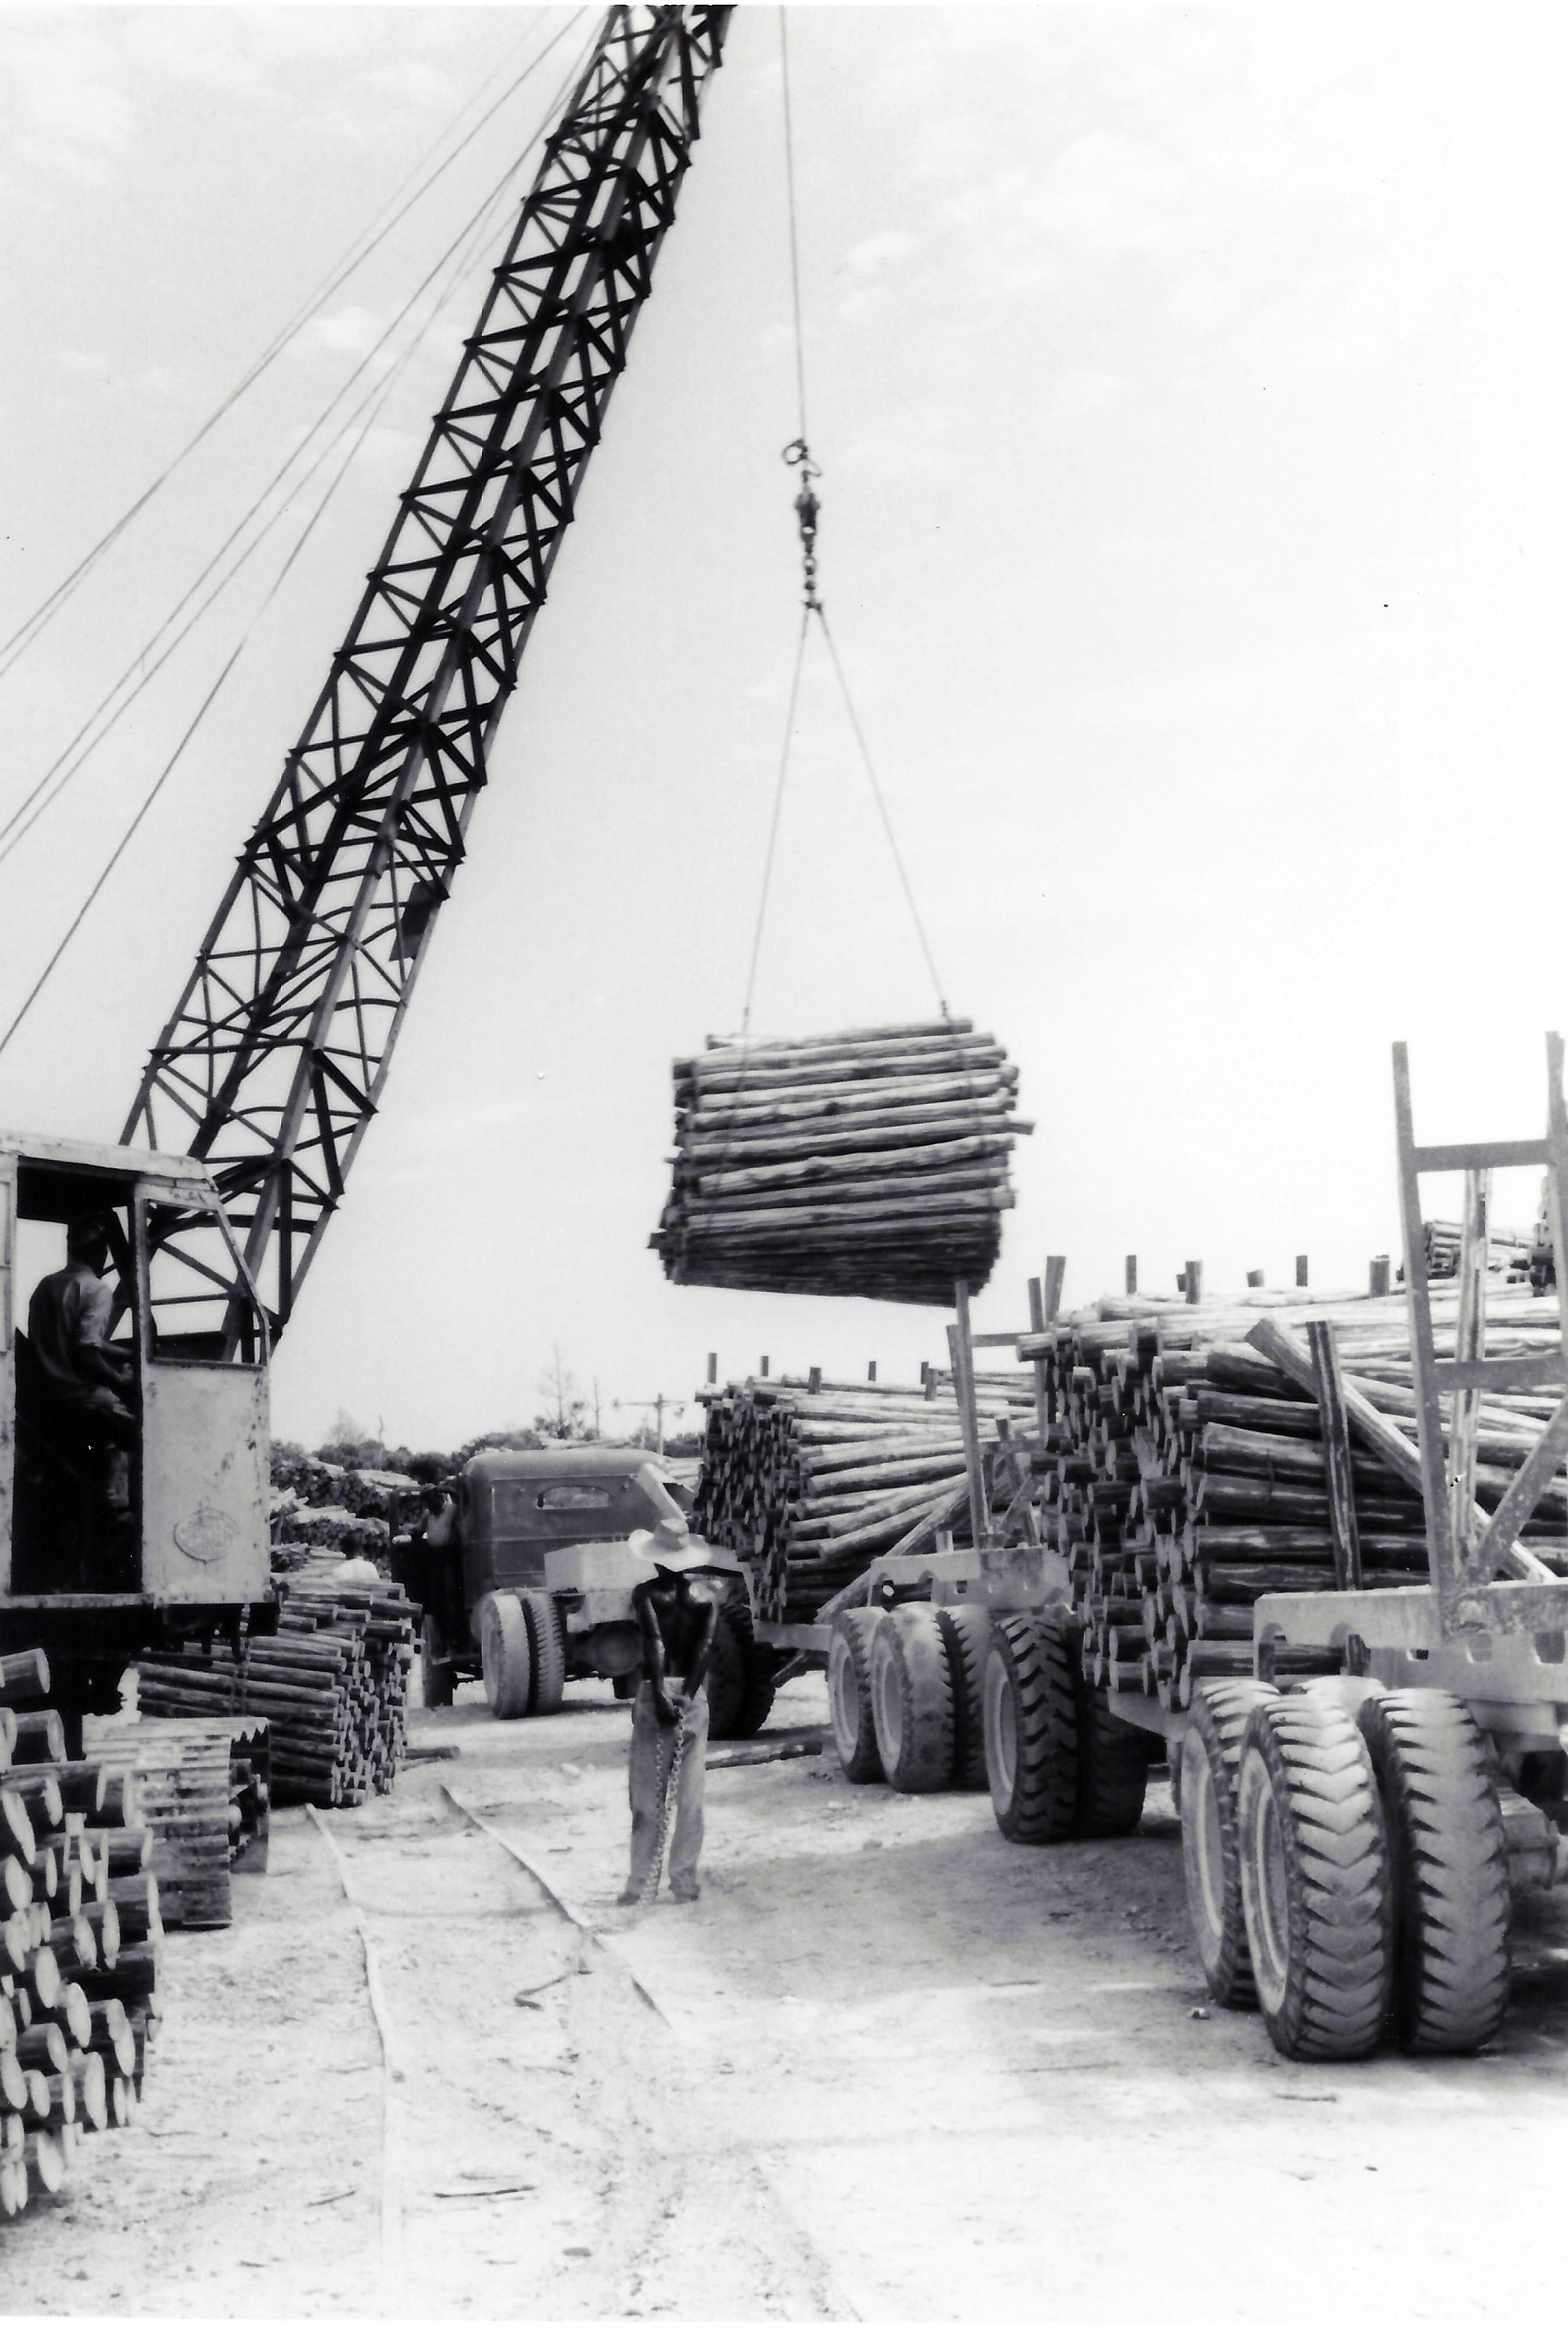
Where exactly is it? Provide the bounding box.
[635,1709,688,1908]
[782,438,822,611]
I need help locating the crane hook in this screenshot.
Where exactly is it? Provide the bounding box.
[782,438,822,612]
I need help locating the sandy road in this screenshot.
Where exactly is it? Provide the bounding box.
[6,1674,1568,2319]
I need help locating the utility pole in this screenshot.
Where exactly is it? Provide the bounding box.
[614,1395,683,1458]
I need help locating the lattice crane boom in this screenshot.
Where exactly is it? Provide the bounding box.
[124,5,732,1339]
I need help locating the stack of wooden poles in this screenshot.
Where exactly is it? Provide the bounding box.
[0,1650,158,2219]
[83,1713,270,1930]
[1423,1217,1534,1281]
[1021,1285,1568,1711]
[653,1019,1030,1305]
[135,1566,416,1808]
[693,1368,1037,1620]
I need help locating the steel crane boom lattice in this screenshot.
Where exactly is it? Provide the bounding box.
[124,5,731,1343]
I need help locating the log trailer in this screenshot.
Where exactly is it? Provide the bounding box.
[1,9,736,1720]
[817,1037,1568,2061]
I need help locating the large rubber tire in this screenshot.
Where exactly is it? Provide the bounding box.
[828,1610,884,1782]
[478,1592,533,1721]
[984,1611,1080,1843]
[419,1613,455,1710]
[1237,1695,1392,2060]
[870,1604,955,1793]
[937,1605,992,1791]
[520,1590,566,1717]
[1181,1681,1279,2008]
[1357,1688,1511,2055]
[705,1602,777,1741]
[1078,1688,1152,1838]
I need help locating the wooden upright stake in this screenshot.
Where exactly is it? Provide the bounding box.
[706,1352,717,1385]
[1306,1319,1363,1591]
[1125,1255,1138,1296]
[1027,1276,1050,1443]
[867,1361,877,1384]
[1369,1255,1391,1298]
[1185,1260,1203,1307]
[1449,1171,1490,1562]
[1296,1254,1309,1288]
[1044,1255,1066,1322]
[949,1281,991,1546]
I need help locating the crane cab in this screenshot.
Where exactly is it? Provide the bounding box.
[0,1131,272,1704]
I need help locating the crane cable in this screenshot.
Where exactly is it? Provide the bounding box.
[0,23,597,1060]
[0,7,587,689]
[739,8,949,1037]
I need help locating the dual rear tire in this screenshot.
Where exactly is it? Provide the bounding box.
[828,1603,993,1793]
[478,1590,567,1720]
[984,1609,1149,1843]
[1182,1681,1512,2060]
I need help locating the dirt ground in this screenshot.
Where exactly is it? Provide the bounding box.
[6,1672,1568,2322]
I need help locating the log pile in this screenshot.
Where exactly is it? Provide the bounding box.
[134,1566,416,1808]
[1021,1284,1568,1712]
[693,1368,1037,1620]
[84,1713,270,1930]
[0,1650,158,2220]
[1423,1217,1534,1282]
[652,1019,1030,1305]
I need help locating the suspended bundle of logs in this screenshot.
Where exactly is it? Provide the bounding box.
[1422,1216,1535,1282]
[1019,1283,1568,1713]
[652,1019,1030,1305]
[0,1650,158,2221]
[134,1566,416,1808]
[693,1367,1038,1620]
[83,1713,270,1930]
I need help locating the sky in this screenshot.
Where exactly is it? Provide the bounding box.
[3,2,1568,1452]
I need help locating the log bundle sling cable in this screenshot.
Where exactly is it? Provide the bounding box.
[652,1019,1031,1305]
[133,1564,418,1810]
[693,1364,1040,1621]
[1022,1280,1568,1711]
[0,1648,160,2220]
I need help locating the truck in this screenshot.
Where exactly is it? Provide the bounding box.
[390,1443,780,1737]
[816,1037,1568,2062]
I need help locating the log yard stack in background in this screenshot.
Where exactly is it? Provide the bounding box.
[653,1019,1030,1304]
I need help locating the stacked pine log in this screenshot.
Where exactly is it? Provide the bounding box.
[1021,1284,1568,1711]
[693,1368,1038,1620]
[652,1019,1030,1305]
[83,1713,270,1929]
[1423,1217,1534,1281]
[0,1650,158,2220]
[135,1567,416,1808]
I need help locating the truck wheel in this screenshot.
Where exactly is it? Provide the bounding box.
[828,1610,883,1782]
[419,1614,455,1710]
[984,1611,1080,1843]
[520,1591,566,1716]
[936,1604,991,1790]
[1357,1689,1510,2054]
[1078,1688,1151,1837]
[1237,1695,1392,2060]
[705,1599,777,1741]
[1181,1681,1278,2008]
[870,1605,955,1794]
[478,1592,533,1721]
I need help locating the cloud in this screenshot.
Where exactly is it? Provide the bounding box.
[0,23,135,186]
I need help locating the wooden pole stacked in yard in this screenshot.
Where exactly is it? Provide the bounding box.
[653,1020,1030,1304]
[0,1648,158,2220]
[135,1568,416,1809]
[1019,1279,1568,1709]
[692,1365,1038,1619]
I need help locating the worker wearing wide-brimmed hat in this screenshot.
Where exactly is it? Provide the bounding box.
[619,1518,718,1905]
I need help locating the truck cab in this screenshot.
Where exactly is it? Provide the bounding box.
[0,1130,274,1718]
[393,1444,777,1739]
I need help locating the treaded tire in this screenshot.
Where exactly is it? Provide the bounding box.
[720,1594,778,1740]
[870,1605,954,1793]
[1181,1681,1279,2008]
[1357,1688,1511,2055]
[419,1614,455,1710]
[520,1590,566,1716]
[937,1604,992,1791]
[478,1592,533,1721]
[1078,1688,1151,1838]
[1237,1695,1392,2060]
[829,1611,884,1783]
[984,1611,1080,1843]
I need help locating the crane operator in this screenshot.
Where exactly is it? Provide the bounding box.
[619,1521,718,1905]
[28,1215,138,1525]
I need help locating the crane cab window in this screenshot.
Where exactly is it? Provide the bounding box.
[142,1203,266,1367]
